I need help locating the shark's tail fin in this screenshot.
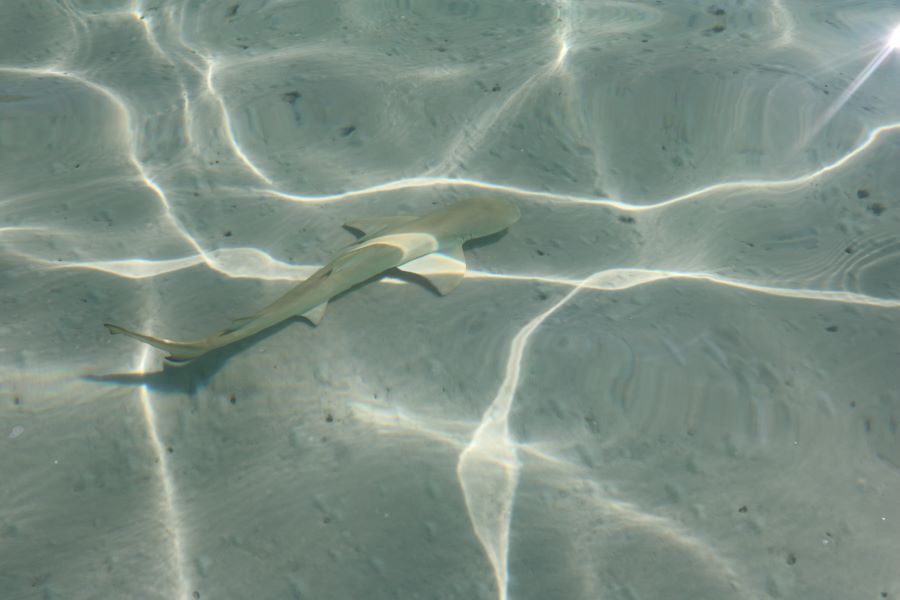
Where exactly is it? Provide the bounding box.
[104,323,209,364]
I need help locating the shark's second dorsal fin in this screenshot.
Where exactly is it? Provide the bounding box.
[218,314,256,335]
[398,243,467,296]
[343,216,417,240]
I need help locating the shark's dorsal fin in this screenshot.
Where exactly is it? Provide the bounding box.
[301,301,328,325]
[398,243,466,295]
[344,216,417,239]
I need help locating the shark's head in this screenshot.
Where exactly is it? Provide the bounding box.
[446,196,521,241]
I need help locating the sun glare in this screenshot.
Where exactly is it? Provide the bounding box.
[890,24,900,49]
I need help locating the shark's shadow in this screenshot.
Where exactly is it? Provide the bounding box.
[83,228,510,394]
[461,228,508,249]
[83,318,301,394]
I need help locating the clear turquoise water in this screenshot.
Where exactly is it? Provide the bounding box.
[2,1,900,598]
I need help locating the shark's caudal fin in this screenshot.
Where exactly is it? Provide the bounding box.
[103,323,208,363]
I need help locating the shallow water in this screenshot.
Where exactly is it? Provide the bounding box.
[2,1,900,598]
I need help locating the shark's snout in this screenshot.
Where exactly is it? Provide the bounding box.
[497,197,521,225]
[467,196,521,226]
[451,196,521,240]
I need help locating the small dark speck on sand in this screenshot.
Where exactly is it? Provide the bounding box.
[786,552,797,565]
[867,202,886,216]
[619,215,636,224]
[340,125,356,137]
[223,230,232,237]
[738,505,748,513]
[229,393,237,404]
[325,413,334,423]
[856,189,869,199]
[826,325,838,332]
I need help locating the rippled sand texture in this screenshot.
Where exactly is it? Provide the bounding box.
[2,0,900,598]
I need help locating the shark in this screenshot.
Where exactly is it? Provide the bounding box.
[104,196,520,364]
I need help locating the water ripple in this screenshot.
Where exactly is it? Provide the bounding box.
[3,1,899,598]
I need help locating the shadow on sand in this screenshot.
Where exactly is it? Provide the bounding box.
[82,319,300,394]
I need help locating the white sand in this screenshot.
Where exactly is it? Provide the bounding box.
[2,1,900,598]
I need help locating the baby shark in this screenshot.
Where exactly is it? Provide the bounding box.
[104,196,520,364]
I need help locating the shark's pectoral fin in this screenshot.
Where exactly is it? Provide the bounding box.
[343,216,417,240]
[399,244,467,295]
[301,301,328,325]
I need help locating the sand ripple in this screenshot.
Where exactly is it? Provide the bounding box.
[2,1,899,599]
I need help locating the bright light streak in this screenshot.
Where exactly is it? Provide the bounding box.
[890,24,900,49]
[793,26,900,154]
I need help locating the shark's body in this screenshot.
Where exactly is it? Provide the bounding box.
[104,196,520,364]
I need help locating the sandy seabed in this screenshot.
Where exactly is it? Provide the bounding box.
[1,1,900,598]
